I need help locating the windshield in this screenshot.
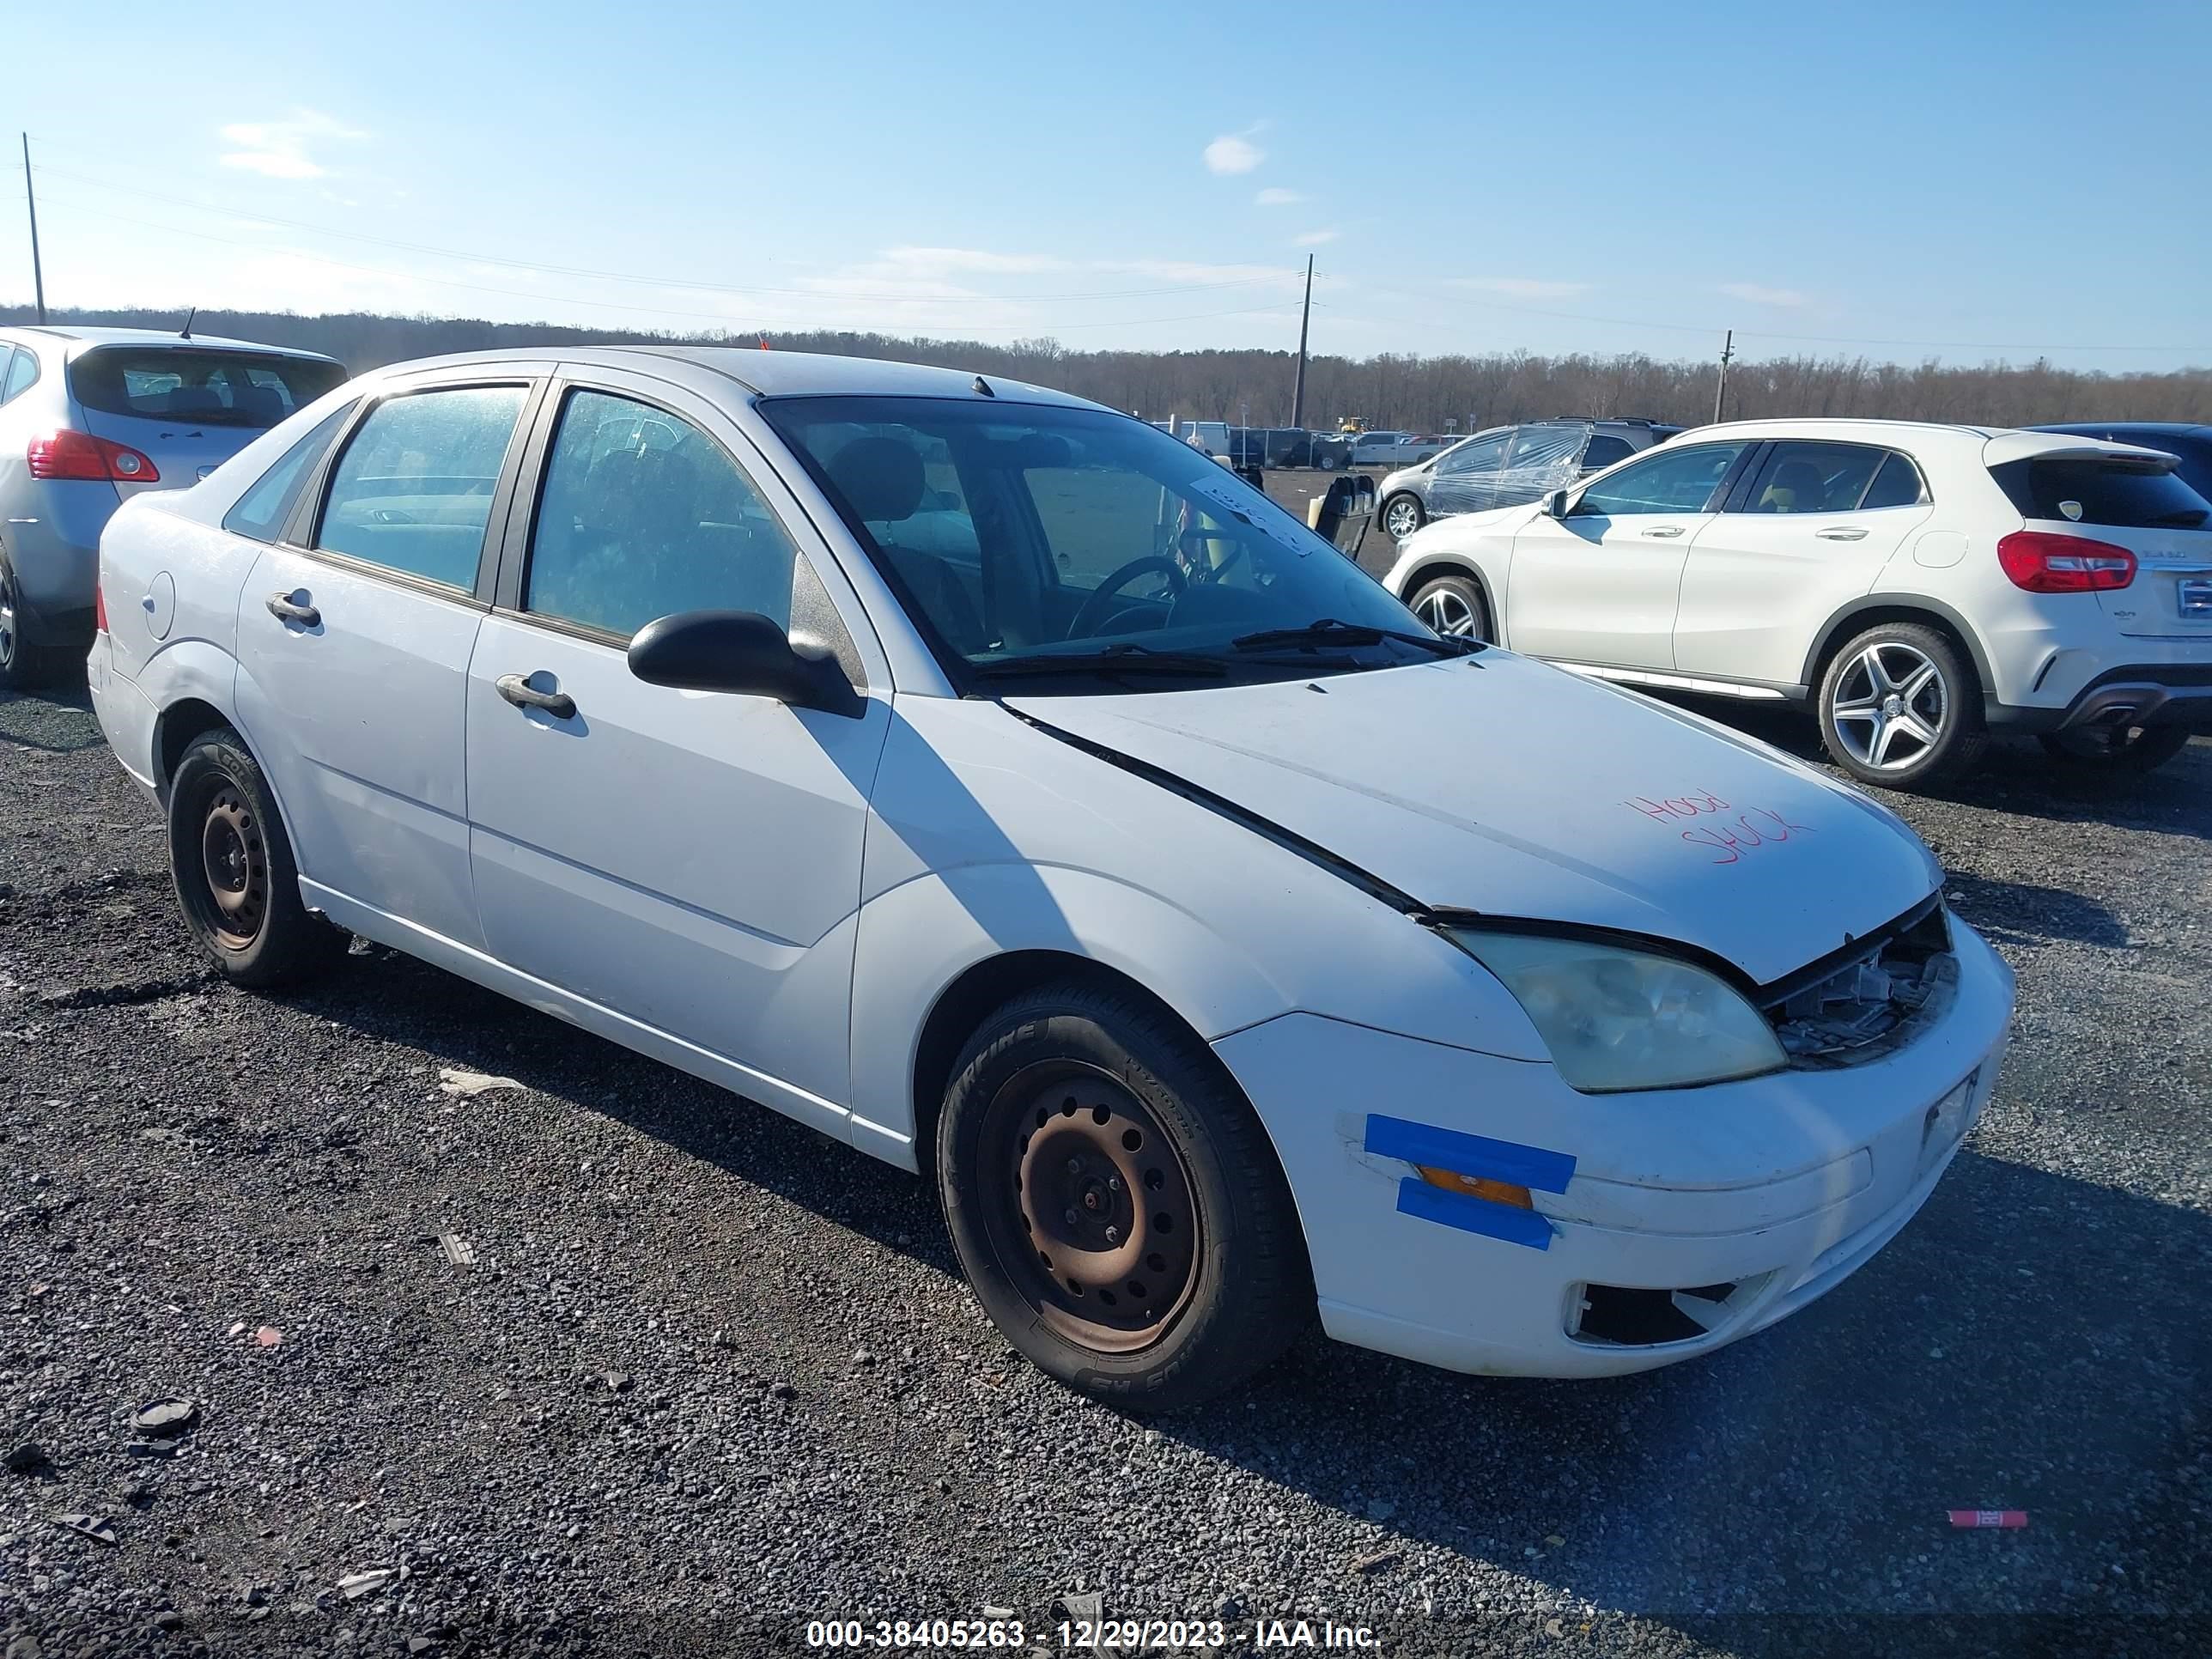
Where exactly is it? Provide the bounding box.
[70,347,347,430]
[762,395,1449,690]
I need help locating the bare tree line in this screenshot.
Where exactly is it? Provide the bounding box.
[9,305,2208,432]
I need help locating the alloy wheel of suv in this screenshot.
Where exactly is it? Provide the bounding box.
[1382,493,1425,540]
[1407,573,1491,642]
[1818,623,1985,788]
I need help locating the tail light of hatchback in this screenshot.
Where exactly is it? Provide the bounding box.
[1996,530,2136,592]
[26,429,162,483]
[94,580,108,634]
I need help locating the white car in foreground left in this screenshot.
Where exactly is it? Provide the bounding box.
[89,348,2013,1408]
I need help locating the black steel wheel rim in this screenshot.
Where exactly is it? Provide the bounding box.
[977,1060,1201,1354]
[196,785,269,949]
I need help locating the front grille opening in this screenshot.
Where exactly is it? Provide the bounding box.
[1765,902,1956,1066]
[1571,1280,1745,1346]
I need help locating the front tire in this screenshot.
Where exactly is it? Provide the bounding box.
[167,727,347,988]
[1317,452,1340,471]
[1817,622,1985,789]
[2039,724,2192,775]
[1407,572,1491,643]
[1382,492,1426,541]
[937,981,1311,1412]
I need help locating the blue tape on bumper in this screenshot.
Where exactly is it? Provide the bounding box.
[1394,1176,1553,1250]
[1363,1114,1577,1194]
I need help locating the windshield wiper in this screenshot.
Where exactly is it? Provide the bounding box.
[1230,617,1480,656]
[970,642,1229,680]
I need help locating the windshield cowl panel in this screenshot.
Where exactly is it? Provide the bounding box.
[758,394,1439,693]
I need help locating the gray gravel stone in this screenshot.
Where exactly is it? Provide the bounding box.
[4,666,2209,1657]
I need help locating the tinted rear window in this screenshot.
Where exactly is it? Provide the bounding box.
[70,349,348,430]
[1990,456,2212,530]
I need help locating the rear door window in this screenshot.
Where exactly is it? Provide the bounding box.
[1991,457,2212,529]
[69,349,347,429]
[316,386,530,589]
[222,403,357,544]
[1736,441,1888,514]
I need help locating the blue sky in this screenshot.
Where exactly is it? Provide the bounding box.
[4,0,2209,368]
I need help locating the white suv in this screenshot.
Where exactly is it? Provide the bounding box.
[1382,418,2212,787]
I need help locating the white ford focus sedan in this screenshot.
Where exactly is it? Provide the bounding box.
[88,349,2013,1407]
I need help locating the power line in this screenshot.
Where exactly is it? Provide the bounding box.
[31,161,1293,306]
[1370,279,2211,356]
[27,193,1307,337]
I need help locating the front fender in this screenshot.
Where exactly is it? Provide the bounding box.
[847,861,1294,1167]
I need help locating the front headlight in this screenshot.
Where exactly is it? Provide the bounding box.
[1446,929,1785,1093]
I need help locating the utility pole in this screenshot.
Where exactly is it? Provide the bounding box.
[1712,328,1734,424]
[1290,253,1314,429]
[21,134,47,325]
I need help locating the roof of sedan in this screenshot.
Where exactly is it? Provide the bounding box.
[378,344,1095,406]
[3,324,337,359]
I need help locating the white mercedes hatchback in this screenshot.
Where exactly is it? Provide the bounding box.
[1383,418,2212,788]
[89,350,2013,1407]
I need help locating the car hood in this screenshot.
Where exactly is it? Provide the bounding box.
[1005,653,1942,987]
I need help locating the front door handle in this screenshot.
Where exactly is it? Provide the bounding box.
[1640,525,1685,538]
[1815,526,1869,541]
[496,672,577,720]
[265,592,320,626]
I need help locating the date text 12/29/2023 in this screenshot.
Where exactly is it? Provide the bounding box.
[804,1617,1383,1649]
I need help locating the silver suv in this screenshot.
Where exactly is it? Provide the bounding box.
[0,326,345,686]
[1376,416,1683,541]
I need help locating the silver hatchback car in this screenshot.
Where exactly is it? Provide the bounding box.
[0,325,345,686]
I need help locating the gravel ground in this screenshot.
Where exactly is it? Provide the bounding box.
[3,580,2209,1657]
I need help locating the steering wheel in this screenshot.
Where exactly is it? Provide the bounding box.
[1180,526,1248,586]
[1067,556,1186,639]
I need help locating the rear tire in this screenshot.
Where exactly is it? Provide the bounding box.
[936,981,1311,1412]
[2038,725,2192,775]
[0,554,59,692]
[1817,622,1985,790]
[167,726,348,988]
[1407,572,1492,643]
[1317,452,1340,471]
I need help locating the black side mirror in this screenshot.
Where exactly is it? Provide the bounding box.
[628,610,866,719]
[1540,488,1572,520]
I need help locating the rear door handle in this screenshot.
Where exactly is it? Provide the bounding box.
[265,592,320,626]
[496,673,577,720]
[1641,525,1684,538]
[1815,526,1869,541]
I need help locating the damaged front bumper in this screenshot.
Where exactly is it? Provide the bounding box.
[1212,917,2014,1380]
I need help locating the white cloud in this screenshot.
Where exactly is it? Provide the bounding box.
[219,110,367,180]
[1293,229,1339,246]
[870,246,1069,277]
[1255,187,1303,207]
[1449,276,1594,299]
[1721,282,1809,308]
[1204,131,1265,174]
